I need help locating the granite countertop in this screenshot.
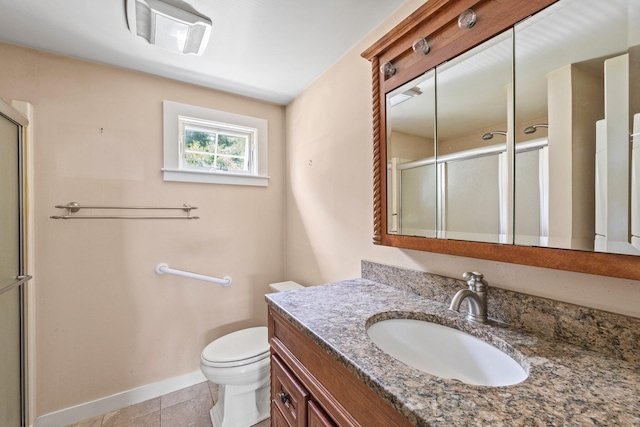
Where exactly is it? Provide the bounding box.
[266,279,640,426]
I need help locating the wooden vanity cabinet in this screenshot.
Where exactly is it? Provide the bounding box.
[268,307,413,427]
[271,400,291,427]
[308,401,337,427]
[271,354,310,426]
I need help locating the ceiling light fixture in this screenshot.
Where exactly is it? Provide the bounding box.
[389,87,422,106]
[126,0,212,56]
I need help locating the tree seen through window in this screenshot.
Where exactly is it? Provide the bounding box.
[184,127,249,171]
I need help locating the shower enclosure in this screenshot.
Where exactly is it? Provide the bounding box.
[0,100,29,427]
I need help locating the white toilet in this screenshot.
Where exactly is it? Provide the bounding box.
[200,281,303,427]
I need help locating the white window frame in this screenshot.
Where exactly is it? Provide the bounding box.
[162,100,269,186]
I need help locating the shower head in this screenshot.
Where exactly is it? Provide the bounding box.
[523,124,548,134]
[482,131,507,140]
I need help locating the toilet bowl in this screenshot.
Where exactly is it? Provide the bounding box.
[200,281,303,427]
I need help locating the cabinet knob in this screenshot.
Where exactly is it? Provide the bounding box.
[279,392,291,405]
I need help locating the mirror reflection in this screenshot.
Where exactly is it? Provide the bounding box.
[387,0,640,256]
[514,0,640,255]
[386,32,514,243]
[386,70,436,237]
[435,31,513,243]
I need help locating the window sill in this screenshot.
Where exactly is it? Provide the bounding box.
[161,168,269,187]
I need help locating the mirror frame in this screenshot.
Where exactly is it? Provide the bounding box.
[362,0,640,280]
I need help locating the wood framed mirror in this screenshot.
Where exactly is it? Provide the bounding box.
[362,0,640,280]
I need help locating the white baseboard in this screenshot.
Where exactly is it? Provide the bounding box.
[34,370,207,427]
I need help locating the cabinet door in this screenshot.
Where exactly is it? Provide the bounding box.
[271,400,292,427]
[308,401,336,427]
[271,355,309,426]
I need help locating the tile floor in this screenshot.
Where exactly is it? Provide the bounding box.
[67,382,270,427]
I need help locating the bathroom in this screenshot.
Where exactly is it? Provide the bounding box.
[0,0,638,426]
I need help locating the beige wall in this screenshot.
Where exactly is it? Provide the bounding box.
[0,42,285,416]
[285,0,640,318]
[388,131,432,161]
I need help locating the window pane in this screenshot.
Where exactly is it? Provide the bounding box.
[185,129,216,153]
[215,156,245,171]
[181,120,251,172]
[185,152,215,168]
[217,134,247,156]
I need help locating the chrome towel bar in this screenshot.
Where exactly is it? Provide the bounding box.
[54,202,197,212]
[155,263,232,286]
[50,202,199,220]
[50,215,199,220]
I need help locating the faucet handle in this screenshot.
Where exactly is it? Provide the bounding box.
[462,272,488,291]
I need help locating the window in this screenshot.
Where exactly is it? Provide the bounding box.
[162,101,268,186]
[180,118,253,173]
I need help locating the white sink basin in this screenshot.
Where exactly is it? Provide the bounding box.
[367,318,528,386]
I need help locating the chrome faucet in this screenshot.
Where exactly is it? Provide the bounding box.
[449,272,489,324]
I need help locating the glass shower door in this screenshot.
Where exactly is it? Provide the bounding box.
[0,112,24,427]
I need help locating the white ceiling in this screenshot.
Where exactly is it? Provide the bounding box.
[0,0,406,105]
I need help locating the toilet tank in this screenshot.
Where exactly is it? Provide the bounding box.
[269,281,303,292]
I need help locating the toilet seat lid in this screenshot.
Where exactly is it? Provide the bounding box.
[202,326,269,364]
